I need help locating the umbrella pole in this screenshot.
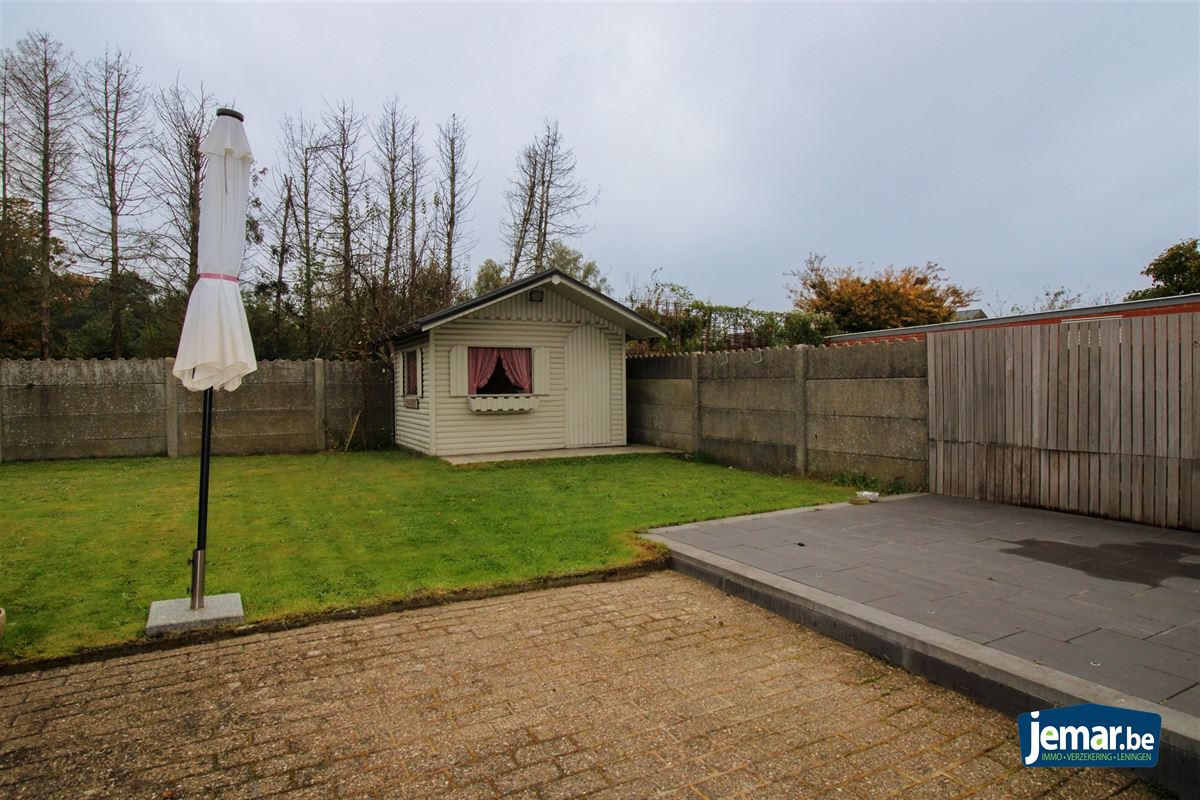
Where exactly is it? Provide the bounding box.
[190,386,214,610]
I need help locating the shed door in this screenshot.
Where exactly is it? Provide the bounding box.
[565,325,611,446]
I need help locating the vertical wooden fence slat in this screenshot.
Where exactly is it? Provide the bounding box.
[927,334,937,494]
[939,332,947,496]
[1153,316,1167,526]
[1010,327,1020,505]
[1142,315,1156,524]
[1036,326,1046,503]
[1067,326,1079,513]
[1180,313,1194,527]
[942,332,952,496]
[958,330,967,498]
[1191,310,1200,529]
[1167,315,1181,527]
[1132,319,1146,523]
[1089,321,1102,516]
[1103,320,1120,518]
[1027,325,1038,505]
[1119,317,1133,521]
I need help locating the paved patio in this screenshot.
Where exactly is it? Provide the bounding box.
[649,494,1199,797]
[650,495,1199,714]
[0,573,1152,799]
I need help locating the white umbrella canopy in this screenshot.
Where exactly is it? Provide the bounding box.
[173,109,256,392]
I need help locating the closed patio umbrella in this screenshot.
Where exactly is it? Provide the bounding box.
[173,107,255,611]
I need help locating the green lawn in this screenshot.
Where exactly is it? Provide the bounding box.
[0,450,850,663]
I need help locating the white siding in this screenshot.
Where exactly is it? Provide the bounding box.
[431,287,626,455]
[611,330,627,445]
[394,338,433,454]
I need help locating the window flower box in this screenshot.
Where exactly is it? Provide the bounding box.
[467,394,538,413]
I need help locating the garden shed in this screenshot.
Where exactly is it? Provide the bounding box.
[388,269,666,457]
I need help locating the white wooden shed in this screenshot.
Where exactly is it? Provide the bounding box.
[389,269,666,457]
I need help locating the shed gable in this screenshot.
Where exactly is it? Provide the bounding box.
[462,285,622,335]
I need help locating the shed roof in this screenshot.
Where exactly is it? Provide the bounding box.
[387,269,667,341]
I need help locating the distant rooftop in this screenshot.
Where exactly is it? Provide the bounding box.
[953,308,988,321]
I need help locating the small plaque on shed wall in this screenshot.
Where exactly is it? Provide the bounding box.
[404,397,420,409]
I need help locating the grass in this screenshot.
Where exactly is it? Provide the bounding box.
[0,450,850,663]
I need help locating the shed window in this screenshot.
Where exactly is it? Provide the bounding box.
[469,347,532,395]
[404,350,419,397]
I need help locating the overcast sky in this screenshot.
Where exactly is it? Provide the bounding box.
[3,2,1197,311]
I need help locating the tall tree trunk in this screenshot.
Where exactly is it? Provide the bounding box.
[408,155,417,319]
[443,132,456,304]
[274,176,293,355]
[38,60,50,360]
[187,148,201,288]
[300,179,313,353]
[110,204,121,357]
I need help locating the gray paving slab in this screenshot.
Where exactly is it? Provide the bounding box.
[777,566,902,603]
[1150,621,1200,655]
[867,592,1024,644]
[1166,685,1200,717]
[1068,628,1198,681]
[648,494,1200,722]
[988,629,1195,703]
[710,544,812,573]
[664,527,741,551]
[921,594,1032,643]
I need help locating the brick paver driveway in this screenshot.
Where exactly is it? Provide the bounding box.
[1,574,1155,799]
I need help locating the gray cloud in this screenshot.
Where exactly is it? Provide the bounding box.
[4,1,1196,310]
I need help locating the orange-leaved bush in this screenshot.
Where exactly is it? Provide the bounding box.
[786,255,978,334]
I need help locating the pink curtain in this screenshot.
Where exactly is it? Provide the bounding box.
[467,347,500,394]
[498,348,533,394]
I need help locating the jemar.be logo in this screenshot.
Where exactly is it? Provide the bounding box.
[1019,704,1161,768]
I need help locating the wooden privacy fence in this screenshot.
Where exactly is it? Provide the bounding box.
[927,312,1199,530]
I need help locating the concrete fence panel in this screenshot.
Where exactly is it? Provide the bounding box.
[627,340,930,487]
[0,358,394,463]
[806,340,930,488]
[626,354,697,452]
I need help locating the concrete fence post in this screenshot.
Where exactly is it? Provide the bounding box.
[164,357,178,457]
[690,353,701,454]
[314,358,326,451]
[793,346,808,475]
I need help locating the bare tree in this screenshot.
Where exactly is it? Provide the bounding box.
[321,101,368,310]
[6,31,80,359]
[503,142,537,281]
[78,46,149,357]
[1,53,13,244]
[502,120,591,282]
[148,78,212,295]
[266,174,293,355]
[279,113,326,354]
[433,113,477,305]
[0,53,11,231]
[401,115,428,319]
[371,99,412,321]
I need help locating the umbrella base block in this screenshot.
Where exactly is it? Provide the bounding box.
[146,593,244,637]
